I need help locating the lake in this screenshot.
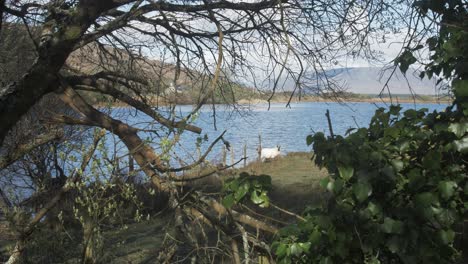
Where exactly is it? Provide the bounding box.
[1,101,449,199]
[114,102,449,167]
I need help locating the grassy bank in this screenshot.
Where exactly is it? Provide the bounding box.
[239,152,328,213]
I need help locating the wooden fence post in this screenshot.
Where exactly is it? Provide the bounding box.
[257,134,262,161]
[243,143,247,167]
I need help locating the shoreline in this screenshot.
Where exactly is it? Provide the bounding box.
[237,96,452,105]
[94,96,452,108]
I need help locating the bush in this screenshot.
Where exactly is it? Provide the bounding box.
[273,105,467,263]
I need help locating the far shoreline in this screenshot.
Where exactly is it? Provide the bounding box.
[237,96,452,105]
[94,95,452,108]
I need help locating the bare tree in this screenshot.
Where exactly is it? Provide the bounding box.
[0,0,416,262]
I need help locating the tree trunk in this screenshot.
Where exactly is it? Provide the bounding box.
[0,1,122,146]
[5,239,25,264]
[82,219,97,264]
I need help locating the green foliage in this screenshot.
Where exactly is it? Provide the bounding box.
[273,106,467,263]
[222,172,272,208]
[398,0,468,109]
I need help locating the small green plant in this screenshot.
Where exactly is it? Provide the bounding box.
[222,172,272,208]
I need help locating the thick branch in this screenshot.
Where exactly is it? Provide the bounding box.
[0,130,63,169]
[69,73,202,134]
[58,85,170,191]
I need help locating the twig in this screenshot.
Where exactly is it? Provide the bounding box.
[270,202,306,222]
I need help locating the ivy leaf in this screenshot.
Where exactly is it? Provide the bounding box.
[367,202,382,218]
[234,182,250,201]
[327,179,344,194]
[391,159,404,172]
[338,166,354,181]
[320,178,330,189]
[395,50,417,73]
[353,182,372,202]
[250,190,263,204]
[389,105,402,115]
[439,229,455,245]
[453,137,468,153]
[386,236,400,253]
[290,243,303,256]
[222,194,235,208]
[319,257,333,264]
[438,181,457,200]
[309,229,321,246]
[298,242,311,253]
[404,109,418,119]
[415,192,437,208]
[275,243,287,257]
[258,191,270,208]
[448,122,468,138]
[384,127,400,138]
[381,217,404,234]
[453,79,468,98]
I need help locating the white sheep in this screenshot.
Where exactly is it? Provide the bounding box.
[260,146,281,161]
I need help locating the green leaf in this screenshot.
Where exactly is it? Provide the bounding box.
[415,192,436,208]
[327,179,344,194]
[222,194,235,208]
[319,256,333,264]
[320,178,330,189]
[386,236,400,253]
[298,242,311,253]
[384,127,400,138]
[290,243,303,256]
[453,137,468,153]
[234,182,250,201]
[275,243,287,257]
[381,217,404,234]
[389,105,402,115]
[338,166,354,181]
[306,135,313,146]
[453,80,468,98]
[353,182,373,202]
[448,122,468,138]
[404,109,418,119]
[438,181,457,200]
[391,159,404,172]
[367,202,382,218]
[250,190,263,204]
[258,191,270,208]
[439,229,455,245]
[396,50,417,73]
[309,229,321,245]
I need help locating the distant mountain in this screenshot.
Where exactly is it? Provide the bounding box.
[272,67,442,95]
[330,67,440,95]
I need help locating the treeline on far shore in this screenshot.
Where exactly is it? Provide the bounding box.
[86,88,453,107]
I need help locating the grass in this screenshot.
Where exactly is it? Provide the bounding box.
[102,214,174,263]
[238,152,329,213]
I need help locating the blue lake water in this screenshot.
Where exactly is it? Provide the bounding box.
[1,101,449,199]
[114,102,449,167]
